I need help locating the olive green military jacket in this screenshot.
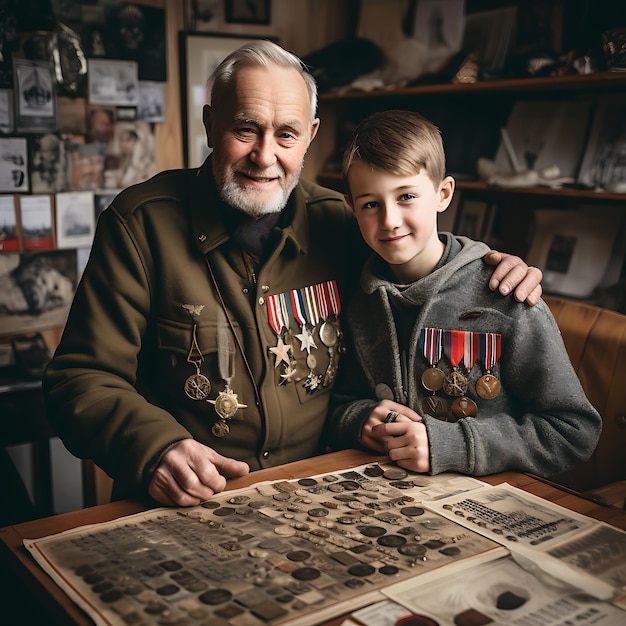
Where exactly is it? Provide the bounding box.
[43,161,363,501]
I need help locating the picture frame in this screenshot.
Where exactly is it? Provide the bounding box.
[0,249,77,337]
[0,137,29,193]
[13,59,57,133]
[525,208,622,298]
[55,191,96,250]
[0,194,19,252]
[179,32,266,168]
[19,194,55,251]
[225,0,271,25]
[577,94,626,191]
[0,88,14,134]
[87,59,139,107]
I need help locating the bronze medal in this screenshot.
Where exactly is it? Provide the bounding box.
[184,373,211,400]
[421,367,445,392]
[476,374,501,399]
[210,388,246,421]
[211,420,229,438]
[451,396,478,418]
[421,395,448,419]
[442,369,468,396]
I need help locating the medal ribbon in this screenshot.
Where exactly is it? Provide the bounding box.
[480,332,502,372]
[304,285,321,327]
[316,283,329,320]
[266,294,284,335]
[291,289,308,328]
[443,330,465,368]
[419,328,443,367]
[325,280,341,316]
[278,292,292,333]
[464,331,480,372]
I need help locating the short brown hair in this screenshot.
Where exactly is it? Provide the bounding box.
[342,110,446,196]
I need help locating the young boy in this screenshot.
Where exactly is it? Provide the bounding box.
[326,110,601,478]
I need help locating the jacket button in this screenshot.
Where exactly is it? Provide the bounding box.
[262,451,270,459]
[242,287,249,294]
[258,297,265,306]
[261,285,269,292]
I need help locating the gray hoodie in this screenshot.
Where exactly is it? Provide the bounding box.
[327,234,601,478]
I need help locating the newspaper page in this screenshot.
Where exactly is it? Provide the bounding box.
[424,483,626,602]
[384,554,626,626]
[24,464,500,626]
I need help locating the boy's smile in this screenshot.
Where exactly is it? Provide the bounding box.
[347,162,454,283]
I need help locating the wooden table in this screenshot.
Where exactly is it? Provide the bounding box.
[1,449,625,625]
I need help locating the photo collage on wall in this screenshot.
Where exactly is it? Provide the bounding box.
[0,1,167,337]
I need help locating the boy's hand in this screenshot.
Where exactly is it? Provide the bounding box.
[484,250,542,305]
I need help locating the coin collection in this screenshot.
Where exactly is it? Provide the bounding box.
[30,465,499,626]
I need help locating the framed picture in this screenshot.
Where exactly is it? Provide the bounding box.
[225,0,271,25]
[0,137,28,193]
[0,195,19,252]
[88,59,139,107]
[577,94,626,191]
[19,195,55,251]
[55,191,96,250]
[525,208,622,298]
[179,32,264,168]
[0,249,77,337]
[0,88,14,134]
[455,199,491,240]
[13,59,57,133]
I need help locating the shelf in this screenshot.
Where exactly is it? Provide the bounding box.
[317,173,626,202]
[319,71,626,101]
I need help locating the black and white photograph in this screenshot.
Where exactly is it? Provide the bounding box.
[0,88,13,134]
[94,190,119,223]
[0,137,28,193]
[185,0,221,31]
[88,58,139,107]
[225,0,271,25]
[0,194,19,253]
[455,199,490,240]
[0,249,77,337]
[526,208,622,298]
[69,142,105,191]
[138,80,165,122]
[28,133,70,194]
[55,190,95,250]
[577,94,626,192]
[494,100,592,179]
[18,194,54,251]
[13,59,57,133]
[103,120,157,189]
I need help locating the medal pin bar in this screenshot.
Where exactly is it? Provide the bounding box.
[451,331,479,418]
[476,332,502,399]
[208,309,247,437]
[181,304,211,401]
[317,280,341,387]
[302,285,324,393]
[419,328,448,418]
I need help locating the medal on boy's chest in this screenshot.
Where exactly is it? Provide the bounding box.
[442,330,469,397]
[208,309,247,437]
[476,332,501,399]
[450,330,478,419]
[182,305,211,401]
[418,328,448,418]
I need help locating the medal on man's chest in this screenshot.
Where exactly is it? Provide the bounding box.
[182,305,211,401]
[208,309,246,437]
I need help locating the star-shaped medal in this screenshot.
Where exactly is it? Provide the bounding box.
[280,363,297,384]
[269,335,292,368]
[295,328,317,354]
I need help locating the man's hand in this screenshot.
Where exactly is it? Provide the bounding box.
[484,250,543,305]
[148,439,249,507]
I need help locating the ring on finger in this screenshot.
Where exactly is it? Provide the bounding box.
[385,411,399,423]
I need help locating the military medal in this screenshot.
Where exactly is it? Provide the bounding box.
[315,281,341,387]
[476,332,502,399]
[181,305,211,401]
[442,330,468,397]
[451,330,480,418]
[419,328,445,392]
[208,309,246,437]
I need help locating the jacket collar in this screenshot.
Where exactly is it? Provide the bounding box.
[189,156,309,257]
